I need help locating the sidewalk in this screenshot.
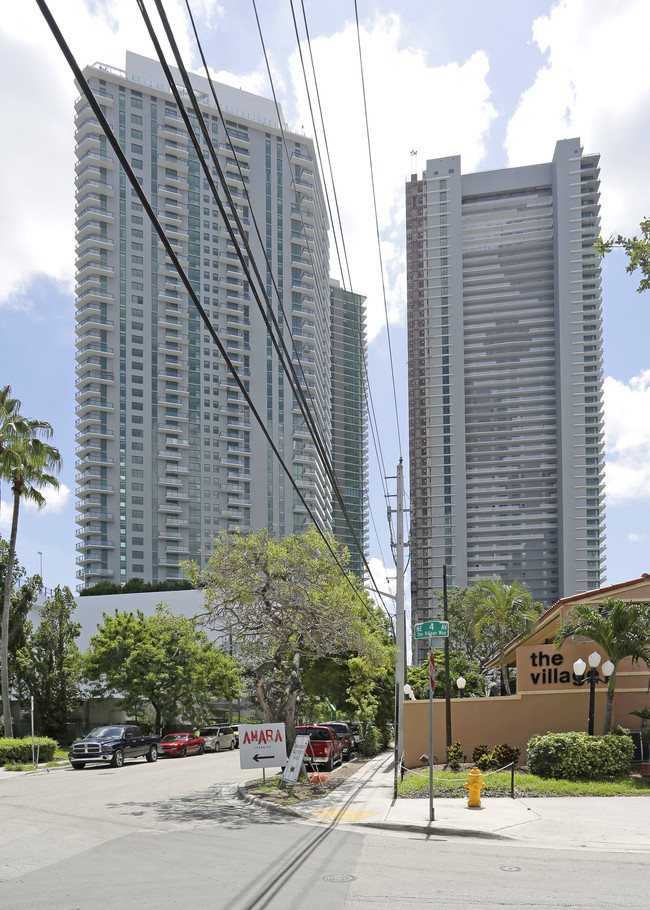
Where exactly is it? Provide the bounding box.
[239,751,650,853]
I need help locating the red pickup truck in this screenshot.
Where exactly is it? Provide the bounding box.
[295,724,343,771]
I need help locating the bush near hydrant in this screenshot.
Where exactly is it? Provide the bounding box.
[0,736,58,765]
[471,743,520,771]
[527,731,634,780]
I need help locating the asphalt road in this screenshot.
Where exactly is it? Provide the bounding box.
[1,753,648,908]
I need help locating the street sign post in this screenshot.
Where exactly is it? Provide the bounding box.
[414,620,449,639]
[239,723,287,778]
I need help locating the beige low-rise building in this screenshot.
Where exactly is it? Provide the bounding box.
[404,574,650,765]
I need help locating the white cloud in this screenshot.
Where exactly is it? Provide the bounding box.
[604,371,650,504]
[0,498,10,532]
[627,532,646,543]
[2,482,72,519]
[366,556,396,613]
[505,0,650,237]
[286,14,497,340]
[0,0,221,307]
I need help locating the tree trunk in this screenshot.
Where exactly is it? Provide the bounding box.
[499,631,511,696]
[284,649,302,752]
[1,487,21,736]
[602,672,616,734]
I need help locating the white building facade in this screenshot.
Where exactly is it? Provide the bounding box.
[406,139,605,661]
[74,53,331,588]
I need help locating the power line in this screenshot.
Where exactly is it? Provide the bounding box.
[150,0,391,623]
[35,0,391,636]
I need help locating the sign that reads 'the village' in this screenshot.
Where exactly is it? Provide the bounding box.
[238,723,287,770]
[529,651,572,685]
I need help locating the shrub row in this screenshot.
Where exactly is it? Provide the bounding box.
[0,736,58,765]
[527,731,634,779]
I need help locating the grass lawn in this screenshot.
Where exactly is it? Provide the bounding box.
[399,767,650,798]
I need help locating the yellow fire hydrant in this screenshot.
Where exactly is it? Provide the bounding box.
[463,767,486,808]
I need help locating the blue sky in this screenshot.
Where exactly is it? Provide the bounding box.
[1,0,649,605]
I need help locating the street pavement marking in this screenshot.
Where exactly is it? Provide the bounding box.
[309,808,375,822]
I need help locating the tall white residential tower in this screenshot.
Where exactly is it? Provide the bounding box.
[406,139,605,661]
[74,53,332,588]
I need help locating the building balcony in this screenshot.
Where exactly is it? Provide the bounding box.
[76,539,115,551]
[76,510,114,524]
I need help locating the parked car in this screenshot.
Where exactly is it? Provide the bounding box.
[69,725,160,770]
[349,721,363,747]
[295,724,343,771]
[231,725,239,748]
[318,722,354,759]
[160,733,205,758]
[200,726,236,753]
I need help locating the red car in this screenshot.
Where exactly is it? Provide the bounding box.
[295,725,343,771]
[160,733,205,758]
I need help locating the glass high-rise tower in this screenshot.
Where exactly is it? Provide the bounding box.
[330,280,369,580]
[406,139,605,662]
[74,52,334,588]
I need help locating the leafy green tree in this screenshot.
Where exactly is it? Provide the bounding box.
[596,218,650,293]
[407,649,483,699]
[1,387,61,735]
[0,538,40,727]
[472,578,541,696]
[84,604,240,733]
[554,598,650,733]
[184,526,393,748]
[16,586,82,742]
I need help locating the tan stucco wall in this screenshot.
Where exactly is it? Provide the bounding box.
[404,641,649,765]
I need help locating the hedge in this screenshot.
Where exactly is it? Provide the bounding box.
[0,736,58,765]
[527,731,634,780]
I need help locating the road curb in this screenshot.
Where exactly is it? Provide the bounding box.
[236,783,302,818]
[235,782,510,839]
[0,763,70,781]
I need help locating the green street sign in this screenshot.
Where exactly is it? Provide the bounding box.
[414,620,449,639]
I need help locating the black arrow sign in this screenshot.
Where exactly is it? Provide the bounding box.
[253,753,276,762]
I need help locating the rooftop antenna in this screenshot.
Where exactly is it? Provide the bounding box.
[410,149,418,178]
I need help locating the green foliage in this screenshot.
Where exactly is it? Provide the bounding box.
[185,526,395,749]
[79,578,194,597]
[1,387,61,736]
[596,218,650,293]
[399,767,650,798]
[407,649,483,699]
[362,724,382,756]
[472,578,541,696]
[16,585,83,741]
[0,537,40,693]
[472,744,490,765]
[446,740,463,771]
[84,604,240,732]
[0,736,57,765]
[490,743,521,768]
[555,598,650,733]
[527,731,634,780]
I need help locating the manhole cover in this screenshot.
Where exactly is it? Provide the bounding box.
[323,874,356,883]
[500,866,521,873]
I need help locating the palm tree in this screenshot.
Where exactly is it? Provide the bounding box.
[0,386,31,502]
[473,578,540,696]
[554,598,650,734]
[1,418,61,736]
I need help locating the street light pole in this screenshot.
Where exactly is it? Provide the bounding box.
[37,551,43,582]
[572,651,615,735]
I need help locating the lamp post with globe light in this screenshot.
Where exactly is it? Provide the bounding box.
[456,677,466,698]
[572,651,615,735]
